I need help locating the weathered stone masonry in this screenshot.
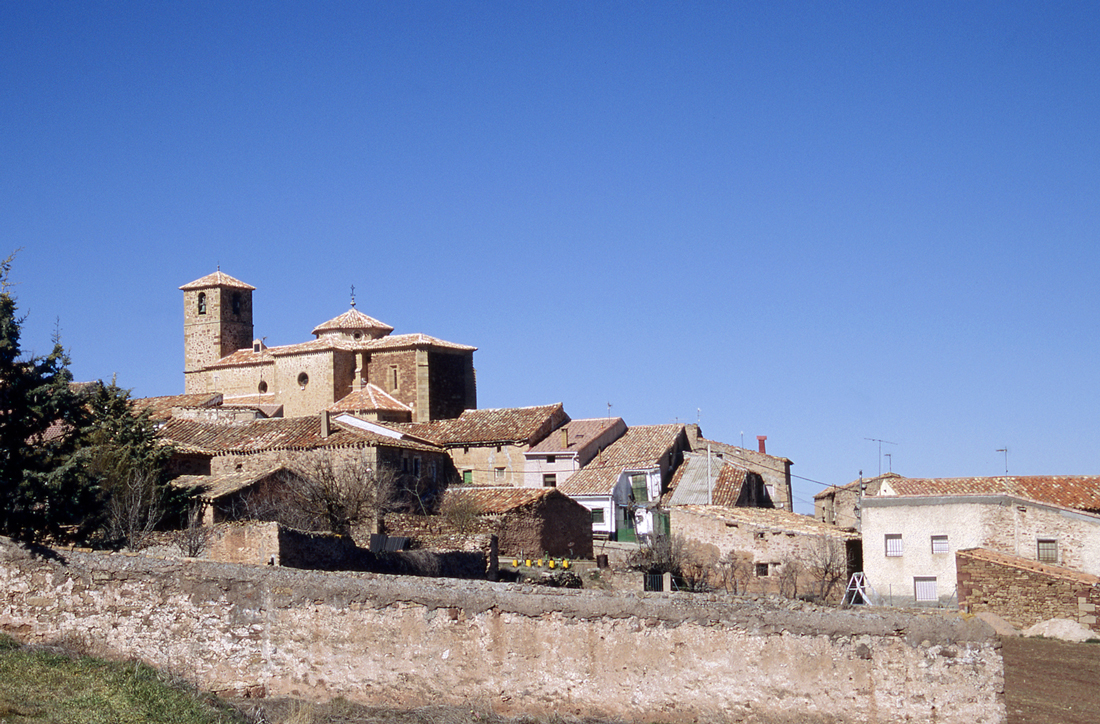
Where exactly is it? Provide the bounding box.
[0,539,1005,723]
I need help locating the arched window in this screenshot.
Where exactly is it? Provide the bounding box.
[197,292,207,315]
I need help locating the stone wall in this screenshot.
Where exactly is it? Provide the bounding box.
[0,537,1005,723]
[956,547,1100,632]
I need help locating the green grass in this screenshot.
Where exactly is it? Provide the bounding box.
[0,633,246,724]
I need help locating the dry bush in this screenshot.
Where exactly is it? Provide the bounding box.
[105,469,166,550]
[171,505,211,557]
[801,536,849,601]
[438,494,483,534]
[713,550,754,594]
[777,558,801,598]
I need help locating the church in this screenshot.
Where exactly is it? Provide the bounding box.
[180,271,477,422]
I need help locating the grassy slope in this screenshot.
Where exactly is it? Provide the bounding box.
[0,634,246,724]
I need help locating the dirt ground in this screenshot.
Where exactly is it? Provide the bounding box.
[1001,636,1100,724]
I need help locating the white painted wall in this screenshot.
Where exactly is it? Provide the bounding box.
[862,495,1100,607]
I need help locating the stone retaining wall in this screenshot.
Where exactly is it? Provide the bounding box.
[0,538,1005,723]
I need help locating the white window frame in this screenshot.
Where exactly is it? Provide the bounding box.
[914,576,937,602]
[931,535,949,555]
[885,534,903,557]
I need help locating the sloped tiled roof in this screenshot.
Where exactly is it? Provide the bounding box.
[813,472,901,500]
[559,424,685,497]
[133,393,223,421]
[179,271,255,291]
[875,475,1100,513]
[204,333,475,369]
[443,486,561,514]
[675,505,860,539]
[329,384,411,414]
[172,466,296,500]
[395,404,566,446]
[958,547,1100,586]
[664,452,750,507]
[158,415,442,455]
[312,308,393,337]
[527,417,625,454]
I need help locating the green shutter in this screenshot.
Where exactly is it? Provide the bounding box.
[631,473,648,503]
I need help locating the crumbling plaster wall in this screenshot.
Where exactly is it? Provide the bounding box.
[0,538,1004,724]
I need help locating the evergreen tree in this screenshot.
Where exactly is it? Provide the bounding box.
[0,255,99,542]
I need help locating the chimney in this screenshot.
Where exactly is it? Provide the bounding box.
[321,410,331,438]
[561,427,568,449]
[757,435,767,454]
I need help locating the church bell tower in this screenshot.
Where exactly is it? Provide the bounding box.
[180,271,255,392]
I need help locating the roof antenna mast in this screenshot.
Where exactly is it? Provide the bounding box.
[865,438,897,476]
[996,447,1008,475]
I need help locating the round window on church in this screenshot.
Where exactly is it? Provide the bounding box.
[297,372,309,389]
[258,380,268,394]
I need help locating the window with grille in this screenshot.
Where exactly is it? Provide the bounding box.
[755,563,770,577]
[885,534,903,557]
[1037,539,1058,563]
[914,577,937,602]
[543,473,557,488]
[931,535,949,554]
[630,473,648,503]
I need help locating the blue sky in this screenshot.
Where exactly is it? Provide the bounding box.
[3,2,1098,512]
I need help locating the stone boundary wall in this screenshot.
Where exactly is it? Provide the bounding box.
[956,547,1100,632]
[0,538,1005,724]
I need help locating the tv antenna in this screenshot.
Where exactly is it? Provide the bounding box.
[996,447,1008,474]
[884,452,892,472]
[865,438,897,476]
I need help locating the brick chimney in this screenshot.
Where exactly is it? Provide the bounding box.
[321,410,331,438]
[757,435,767,454]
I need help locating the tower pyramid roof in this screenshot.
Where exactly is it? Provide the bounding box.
[180,271,256,291]
[312,308,394,338]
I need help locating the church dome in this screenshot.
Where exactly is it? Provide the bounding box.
[311,308,394,340]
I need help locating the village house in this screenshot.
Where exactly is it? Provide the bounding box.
[522,417,627,489]
[387,486,593,559]
[669,505,861,601]
[558,424,690,541]
[159,412,456,516]
[662,450,774,509]
[394,403,569,487]
[684,425,795,512]
[858,475,1100,607]
[812,472,900,532]
[180,271,477,421]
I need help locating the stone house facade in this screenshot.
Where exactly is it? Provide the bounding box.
[684,425,794,512]
[956,547,1100,633]
[180,271,476,422]
[860,476,1100,607]
[395,404,569,488]
[669,505,860,601]
[813,473,899,532]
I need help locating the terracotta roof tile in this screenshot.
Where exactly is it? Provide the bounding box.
[664,452,750,506]
[179,271,255,291]
[676,505,860,539]
[172,466,295,500]
[132,393,224,421]
[527,418,625,454]
[958,547,1100,586]
[559,424,686,497]
[877,475,1100,513]
[311,308,393,337]
[813,472,901,500]
[394,404,566,446]
[444,486,560,514]
[329,384,411,414]
[158,415,442,455]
